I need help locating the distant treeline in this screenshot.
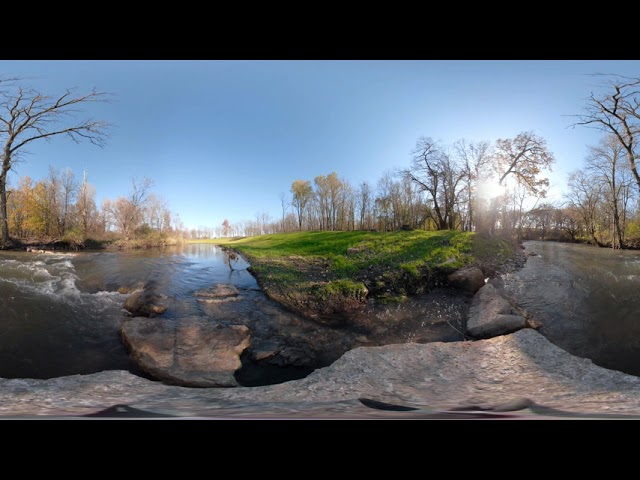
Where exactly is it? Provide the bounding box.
[192,132,558,240]
[197,74,640,250]
[7,168,185,243]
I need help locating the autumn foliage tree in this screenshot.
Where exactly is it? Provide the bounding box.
[0,78,109,245]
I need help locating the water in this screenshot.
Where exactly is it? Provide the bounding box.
[0,245,260,379]
[501,241,640,376]
[0,244,467,383]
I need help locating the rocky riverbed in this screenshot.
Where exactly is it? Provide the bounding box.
[116,246,530,388]
[3,329,640,418]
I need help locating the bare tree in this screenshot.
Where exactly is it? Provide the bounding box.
[0,79,109,244]
[494,132,555,194]
[57,167,78,236]
[585,135,629,248]
[489,132,555,235]
[222,219,231,237]
[574,75,640,194]
[279,192,288,233]
[109,177,154,238]
[76,169,97,237]
[558,205,582,242]
[566,170,603,246]
[406,138,466,230]
[454,139,492,231]
[291,179,313,231]
[357,181,373,230]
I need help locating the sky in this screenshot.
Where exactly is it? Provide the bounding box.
[1,60,639,230]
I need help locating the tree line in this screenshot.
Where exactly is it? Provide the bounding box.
[209,75,640,250]
[0,77,188,245]
[207,131,557,239]
[7,170,184,242]
[5,73,640,249]
[520,74,640,249]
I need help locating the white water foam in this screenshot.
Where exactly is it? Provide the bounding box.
[0,256,127,312]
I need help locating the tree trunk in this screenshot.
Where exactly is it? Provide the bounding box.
[0,173,8,245]
[0,150,9,245]
[613,202,624,249]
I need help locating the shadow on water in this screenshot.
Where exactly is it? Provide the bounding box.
[0,244,470,385]
[235,350,318,387]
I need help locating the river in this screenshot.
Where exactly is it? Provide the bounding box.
[0,243,466,384]
[501,240,640,376]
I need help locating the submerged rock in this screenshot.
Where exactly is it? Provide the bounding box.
[7,330,640,417]
[123,290,169,317]
[467,283,527,338]
[447,266,485,293]
[194,284,239,298]
[120,316,251,387]
[197,296,242,305]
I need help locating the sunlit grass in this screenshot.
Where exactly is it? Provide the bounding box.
[198,230,516,305]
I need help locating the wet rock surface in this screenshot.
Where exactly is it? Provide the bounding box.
[447,266,486,293]
[124,290,169,317]
[193,282,469,386]
[467,283,528,338]
[120,316,250,387]
[5,330,640,418]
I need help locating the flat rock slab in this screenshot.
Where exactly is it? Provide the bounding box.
[4,330,640,417]
[467,283,527,338]
[120,316,250,387]
[196,296,243,304]
[194,284,239,298]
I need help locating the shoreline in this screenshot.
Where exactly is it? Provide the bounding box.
[215,233,527,325]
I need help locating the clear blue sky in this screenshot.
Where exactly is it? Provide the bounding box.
[2,60,639,230]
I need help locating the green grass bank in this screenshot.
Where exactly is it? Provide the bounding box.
[194,230,520,321]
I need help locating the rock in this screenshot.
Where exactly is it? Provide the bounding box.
[120,316,250,387]
[252,349,280,362]
[447,266,486,293]
[117,284,145,295]
[196,296,242,305]
[194,284,239,298]
[7,330,640,417]
[123,290,168,317]
[527,318,543,329]
[467,283,527,338]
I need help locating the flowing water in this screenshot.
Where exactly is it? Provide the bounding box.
[0,245,258,379]
[501,241,640,376]
[0,244,467,383]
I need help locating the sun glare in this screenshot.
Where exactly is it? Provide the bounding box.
[476,176,506,200]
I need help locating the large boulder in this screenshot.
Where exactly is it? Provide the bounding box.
[124,290,169,317]
[467,283,527,339]
[120,316,250,387]
[447,266,485,293]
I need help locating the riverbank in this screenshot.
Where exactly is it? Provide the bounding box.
[204,231,525,321]
[1,234,185,252]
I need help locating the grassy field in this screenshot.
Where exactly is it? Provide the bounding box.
[190,230,516,316]
[210,230,473,273]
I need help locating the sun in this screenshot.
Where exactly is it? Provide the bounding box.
[476,176,507,200]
